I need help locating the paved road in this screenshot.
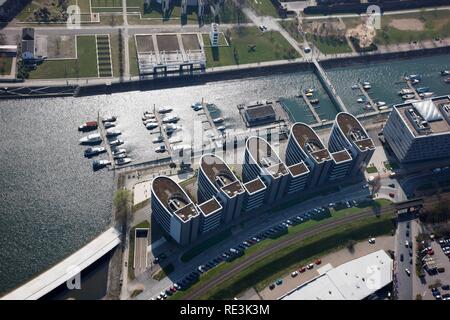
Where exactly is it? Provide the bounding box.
[394,213,414,300]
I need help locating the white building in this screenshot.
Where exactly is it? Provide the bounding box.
[280,250,393,300]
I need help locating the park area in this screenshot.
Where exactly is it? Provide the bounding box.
[29,35,98,79]
[374,10,450,45]
[202,27,299,68]
[247,0,279,18]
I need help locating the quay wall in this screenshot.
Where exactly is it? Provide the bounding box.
[0,46,449,100]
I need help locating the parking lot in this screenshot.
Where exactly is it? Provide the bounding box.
[255,235,394,300]
[414,236,450,300]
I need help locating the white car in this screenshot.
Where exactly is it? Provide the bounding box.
[306,263,314,270]
[405,240,409,248]
[368,237,376,244]
[405,268,411,276]
[291,271,298,277]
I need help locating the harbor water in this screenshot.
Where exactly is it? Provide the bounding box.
[0,53,448,297]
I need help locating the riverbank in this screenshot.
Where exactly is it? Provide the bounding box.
[1,45,449,100]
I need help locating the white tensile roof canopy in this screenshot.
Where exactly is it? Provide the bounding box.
[413,100,443,122]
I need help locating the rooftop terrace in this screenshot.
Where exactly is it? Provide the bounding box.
[200,154,244,198]
[152,176,198,222]
[198,197,222,217]
[247,137,288,179]
[336,113,374,152]
[244,177,267,194]
[291,123,331,163]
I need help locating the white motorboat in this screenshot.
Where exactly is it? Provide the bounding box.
[109,139,124,147]
[104,122,115,129]
[146,122,159,130]
[106,129,121,137]
[402,94,415,100]
[102,116,117,123]
[112,148,126,156]
[217,126,226,131]
[79,133,102,144]
[152,135,164,143]
[143,119,158,125]
[158,106,173,114]
[92,159,111,170]
[213,117,224,124]
[162,114,180,123]
[115,158,132,166]
[398,88,413,95]
[378,106,389,110]
[163,124,179,133]
[84,147,106,157]
[376,101,386,107]
[419,92,434,98]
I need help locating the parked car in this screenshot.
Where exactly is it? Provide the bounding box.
[306,263,314,270]
[269,283,275,290]
[291,271,299,277]
[405,268,411,276]
[299,266,306,273]
[315,259,322,265]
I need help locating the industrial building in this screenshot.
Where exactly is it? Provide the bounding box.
[151,176,200,246]
[198,154,245,224]
[243,136,290,204]
[383,96,450,163]
[280,250,393,300]
[329,112,375,176]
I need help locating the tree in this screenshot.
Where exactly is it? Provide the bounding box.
[114,189,131,222]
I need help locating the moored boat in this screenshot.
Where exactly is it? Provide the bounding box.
[106,129,121,137]
[112,148,126,156]
[213,117,224,124]
[162,114,180,123]
[79,133,102,145]
[440,70,450,76]
[146,122,159,130]
[398,88,413,95]
[416,87,429,93]
[78,121,98,132]
[92,159,111,170]
[109,139,124,147]
[152,135,164,143]
[102,116,117,123]
[158,106,173,114]
[104,122,115,129]
[310,98,319,104]
[378,106,389,110]
[419,92,434,98]
[114,153,127,160]
[84,147,106,157]
[115,158,132,166]
[402,94,415,100]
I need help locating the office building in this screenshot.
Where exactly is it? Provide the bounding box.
[383,96,450,163]
[198,154,245,223]
[329,112,375,176]
[243,136,290,204]
[151,176,200,246]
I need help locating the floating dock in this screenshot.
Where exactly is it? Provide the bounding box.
[357,83,377,111]
[300,91,321,123]
[97,114,115,170]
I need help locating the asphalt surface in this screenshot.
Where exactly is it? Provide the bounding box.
[394,213,414,300]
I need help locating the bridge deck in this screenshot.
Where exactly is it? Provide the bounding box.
[1,227,120,300]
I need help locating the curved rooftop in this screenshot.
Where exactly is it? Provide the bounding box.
[200,154,244,198]
[152,176,198,222]
[290,122,331,163]
[335,113,374,152]
[246,136,288,178]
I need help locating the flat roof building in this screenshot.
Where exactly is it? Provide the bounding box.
[151,176,200,246]
[244,104,277,127]
[329,112,375,176]
[243,177,267,212]
[383,96,450,163]
[280,250,393,300]
[243,136,290,204]
[198,154,245,225]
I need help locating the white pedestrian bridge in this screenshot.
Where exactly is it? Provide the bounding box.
[1,227,121,300]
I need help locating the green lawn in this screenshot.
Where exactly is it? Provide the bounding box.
[77,0,92,13]
[280,20,303,43]
[181,228,233,262]
[247,0,279,18]
[172,212,395,300]
[306,34,352,55]
[203,27,299,68]
[16,2,41,21]
[29,36,98,79]
[128,37,139,76]
[0,56,13,75]
[375,10,450,45]
[366,165,378,174]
